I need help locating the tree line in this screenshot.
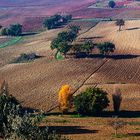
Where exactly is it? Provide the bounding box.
[43,14,72,30]
[51,25,116,58]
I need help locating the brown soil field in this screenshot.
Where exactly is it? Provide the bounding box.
[0,20,140,112]
[44,116,140,140]
[0,19,140,140]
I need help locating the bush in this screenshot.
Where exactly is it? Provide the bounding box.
[58,85,73,113]
[13,53,40,63]
[112,88,122,113]
[74,87,110,116]
[109,1,116,8]
[1,28,9,36]
[97,42,115,55]
[0,81,69,140]
[1,24,22,36]
[43,14,72,30]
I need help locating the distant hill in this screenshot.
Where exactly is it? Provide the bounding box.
[0,0,140,31]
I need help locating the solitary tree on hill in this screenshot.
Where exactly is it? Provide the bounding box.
[108,1,116,8]
[115,19,125,31]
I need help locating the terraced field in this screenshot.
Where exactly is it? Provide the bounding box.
[0,20,140,113]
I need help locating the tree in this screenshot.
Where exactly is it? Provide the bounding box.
[57,41,71,57]
[58,85,73,113]
[8,24,22,36]
[51,27,80,58]
[112,88,122,114]
[108,1,116,8]
[1,24,22,36]
[43,14,72,30]
[81,40,94,55]
[50,31,72,57]
[1,28,9,36]
[97,42,115,55]
[74,87,110,116]
[115,19,125,31]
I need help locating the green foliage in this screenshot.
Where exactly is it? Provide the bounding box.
[108,1,116,8]
[1,28,9,36]
[1,24,22,36]
[0,37,22,49]
[115,19,125,31]
[97,42,115,55]
[43,14,72,30]
[12,53,40,63]
[0,81,69,140]
[81,40,94,54]
[51,26,80,58]
[74,87,110,116]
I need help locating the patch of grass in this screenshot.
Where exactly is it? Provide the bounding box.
[111,133,128,138]
[127,122,140,126]
[70,114,88,118]
[0,36,22,48]
[48,119,70,123]
[55,51,64,60]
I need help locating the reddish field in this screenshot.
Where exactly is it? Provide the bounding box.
[0,0,140,31]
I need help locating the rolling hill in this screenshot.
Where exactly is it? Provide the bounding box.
[0,0,140,31]
[0,20,140,112]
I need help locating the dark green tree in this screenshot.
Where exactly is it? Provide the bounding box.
[81,40,94,55]
[8,24,22,36]
[97,42,115,55]
[1,28,9,36]
[108,1,116,8]
[115,19,125,31]
[74,87,110,116]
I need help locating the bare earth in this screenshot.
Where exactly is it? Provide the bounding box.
[0,20,140,139]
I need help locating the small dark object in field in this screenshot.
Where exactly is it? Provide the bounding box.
[12,53,41,63]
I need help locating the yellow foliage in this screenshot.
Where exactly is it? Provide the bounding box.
[58,85,73,113]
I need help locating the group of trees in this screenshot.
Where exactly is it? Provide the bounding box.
[43,14,72,30]
[51,25,80,57]
[51,26,116,58]
[58,85,122,116]
[57,85,120,115]
[1,24,22,36]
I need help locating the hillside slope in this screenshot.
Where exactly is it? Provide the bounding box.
[0,20,140,112]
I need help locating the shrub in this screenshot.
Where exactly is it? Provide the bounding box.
[13,53,40,63]
[109,1,116,8]
[97,42,115,55]
[1,28,9,36]
[108,117,126,137]
[0,81,69,140]
[1,24,22,36]
[58,85,73,113]
[43,14,72,30]
[74,87,110,116]
[112,88,122,113]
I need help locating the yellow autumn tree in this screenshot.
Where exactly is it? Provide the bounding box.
[58,85,73,113]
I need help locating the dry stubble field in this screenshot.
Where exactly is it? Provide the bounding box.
[0,20,140,139]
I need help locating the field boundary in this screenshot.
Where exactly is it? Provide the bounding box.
[0,36,22,49]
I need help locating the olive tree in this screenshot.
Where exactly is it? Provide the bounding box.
[97,42,115,55]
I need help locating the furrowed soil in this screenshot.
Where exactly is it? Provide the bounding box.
[0,19,140,140]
